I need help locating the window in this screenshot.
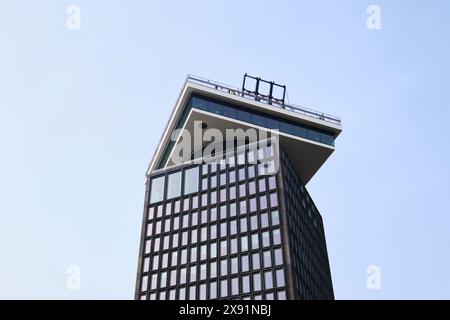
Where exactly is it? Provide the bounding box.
[179,287,186,300]
[248,165,255,179]
[162,253,168,268]
[143,257,149,273]
[278,290,286,300]
[220,259,228,276]
[210,241,217,259]
[150,176,165,204]
[271,211,280,226]
[264,271,273,289]
[163,235,170,250]
[239,183,246,198]
[240,217,247,233]
[231,278,239,296]
[253,272,261,291]
[210,224,217,240]
[230,238,238,254]
[169,289,176,300]
[155,221,161,235]
[220,188,226,202]
[241,254,249,272]
[262,231,270,247]
[238,167,246,180]
[191,229,197,244]
[210,208,217,221]
[220,239,227,256]
[141,275,148,292]
[276,269,285,287]
[220,205,227,219]
[261,213,269,228]
[167,171,181,199]
[231,257,238,274]
[220,173,226,186]
[190,265,196,282]
[201,177,208,190]
[220,279,228,298]
[263,250,271,268]
[210,175,217,188]
[152,255,159,270]
[230,203,237,217]
[249,198,257,212]
[210,191,217,204]
[251,233,259,250]
[148,207,154,220]
[242,275,250,293]
[240,200,247,214]
[160,271,167,288]
[191,211,198,226]
[183,198,190,211]
[250,215,258,230]
[172,233,179,248]
[145,240,151,254]
[200,227,207,242]
[240,235,248,252]
[192,196,198,210]
[154,237,160,252]
[164,218,170,233]
[270,193,278,207]
[150,273,158,290]
[182,231,188,246]
[229,170,236,183]
[171,251,178,267]
[173,216,180,230]
[210,261,217,278]
[274,248,283,265]
[189,285,196,300]
[230,220,237,235]
[220,222,227,237]
[200,244,207,260]
[182,214,189,228]
[252,252,261,270]
[259,195,267,210]
[210,281,217,299]
[201,210,208,224]
[190,247,197,263]
[200,263,206,280]
[181,249,187,264]
[273,228,281,245]
[184,167,199,195]
[258,178,266,193]
[249,181,256,194]
[229,186,236,200]
[199,283,207,300]
[268,176,276,190]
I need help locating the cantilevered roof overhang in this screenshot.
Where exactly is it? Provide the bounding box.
[146,76,342,185]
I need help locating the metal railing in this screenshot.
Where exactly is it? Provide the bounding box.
[186,74,342,126]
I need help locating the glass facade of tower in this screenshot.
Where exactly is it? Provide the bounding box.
[136,144,334,300]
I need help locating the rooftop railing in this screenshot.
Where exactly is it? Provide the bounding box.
[186,74,342,126]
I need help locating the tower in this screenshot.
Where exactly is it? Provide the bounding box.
[135,75,342,300]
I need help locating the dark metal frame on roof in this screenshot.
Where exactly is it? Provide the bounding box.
[242,73,286,107]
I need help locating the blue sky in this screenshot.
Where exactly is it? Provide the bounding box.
[1,0,449,299]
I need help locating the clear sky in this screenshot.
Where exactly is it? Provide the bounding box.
[1,0,449,299]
